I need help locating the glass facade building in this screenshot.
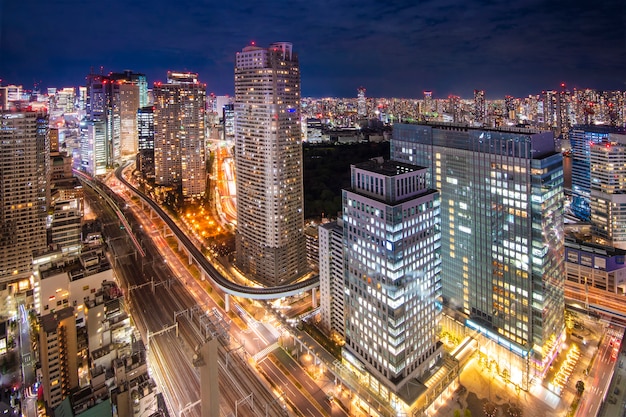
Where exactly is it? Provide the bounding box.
[342,159,442,402]
[391,123,565,386]
[570,126,611,221]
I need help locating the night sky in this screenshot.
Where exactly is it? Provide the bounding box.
[1,0,624,99]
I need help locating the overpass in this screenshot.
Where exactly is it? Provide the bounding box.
[80,166,320,307]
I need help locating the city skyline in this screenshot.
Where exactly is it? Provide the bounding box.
[1,0,624,98]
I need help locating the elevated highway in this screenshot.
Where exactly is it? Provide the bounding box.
[96,165,320,304]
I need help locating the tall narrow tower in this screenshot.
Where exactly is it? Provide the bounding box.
[473,89,486,125]
[234,42,307,286]
[357,87,367,117]
[0,111,49,284]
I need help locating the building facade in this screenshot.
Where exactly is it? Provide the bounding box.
[391,123,565,387]
[0,111,49,285]
[318,220,345,337]
[569,126,613,221]
[234,42,307,286]
[136,106,155,179]
[153,72,207,200]
[83,73,121,172]
[342,159,442,404]
[570,126,626,247]
[473,89,485,125]
[40,307,78,409]
[588,133,626,249]
[565,237,626,301]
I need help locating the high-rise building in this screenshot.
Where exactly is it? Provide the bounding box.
[153,72,207,200]
[79,118,107,176]
[39,307,78,409]
[0,111,49,285]
[473,89,486,125]
[234,42,307,286]
[222,103,235,140]
[50,198,82,257]
[357,87,366,117]
[570,126,626,248]
[569,126,614,221]
[541,90,558,131]
[423,91,433,115]
[447,95,462,123]
[84,73,121,171]
[318,220,345,337]
[110,71,148,156]
[342,159,442,402]
[392,123,565,388]
[137,106,155,179]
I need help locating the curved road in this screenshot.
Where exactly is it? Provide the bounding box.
[111,164,320,298]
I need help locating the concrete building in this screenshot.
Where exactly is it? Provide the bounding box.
[342,159,442,406]
[50,198,82,258]
[234,42,307,286]
[154,71,207,200]
[391,122,565,388]
[40,306,79,409]
[473,89,485,125]
[318,220,345,338]
[0,111,49,286]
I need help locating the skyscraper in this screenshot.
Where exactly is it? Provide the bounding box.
[0,111,49,285]
[357,87,367,117]
[392,123,565,388]
[570,126,626,248]
[569,126,615,221]
[473,89,486,125]
[109,71,148,157]
[137,106,155,179]
[342,159,442,402]
[318,220,345,338]
[84,73,121,171]
[234,42,307,286]
[589,135,626,249]
[153,72,207,200]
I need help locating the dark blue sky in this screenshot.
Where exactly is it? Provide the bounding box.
[1,0,624,99]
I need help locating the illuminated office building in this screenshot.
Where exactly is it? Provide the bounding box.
[84,73,120,171]
[0,111,49,285]
[234,42,307,286]
[154,72,207,200]
[342,159,442,404]
[222,103,234,140]
[79,119,107,176]
[569,126,626,223]
[569,127,626,249]
[137,106,155,179]
[473,89,485,125]
[357,87,367,117]
[392,123,565,388]
[110,71,148,156]
[318,220,345,337]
